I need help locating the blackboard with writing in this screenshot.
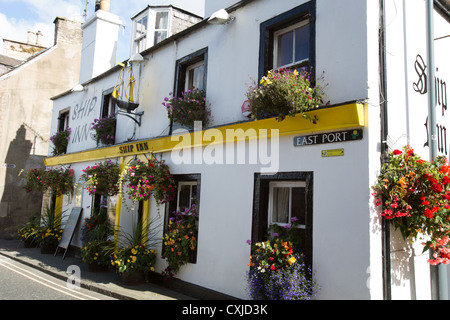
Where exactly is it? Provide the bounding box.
[55,207,82,259]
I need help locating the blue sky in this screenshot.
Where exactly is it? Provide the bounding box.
[0,0,205,62]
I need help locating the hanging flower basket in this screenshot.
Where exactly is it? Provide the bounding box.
[91,114,116,146]
[23,166,74,196]
[246,68,325,122]
[50,128,71,156]
[162,89,211,128]
[122,158,175,205]
[372,145,450,265]
[80,160,120,196]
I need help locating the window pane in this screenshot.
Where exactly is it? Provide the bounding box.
[178,184,191,212]
[191,185,198,206]
[294,25,309,63]
[272,187,290,223]
[291,187,306,225]
[187,64,205,91]
[277,31,294,67]
[154,31,168,45]
[155,12,169,29]
[135,16,148,37]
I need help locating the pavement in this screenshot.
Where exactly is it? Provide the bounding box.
[0,239,196,300]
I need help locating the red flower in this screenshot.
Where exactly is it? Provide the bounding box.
[393,149,403,155]
[270,265,276,271]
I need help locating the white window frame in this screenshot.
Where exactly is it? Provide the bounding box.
[176,181,198,212]
[132,11,149,56]
[152,9,171,46]
[184,60,205,91]
[273,20,310,70]
[268,181,306,229]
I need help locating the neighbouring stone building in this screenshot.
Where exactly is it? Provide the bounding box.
[0,17,82,238]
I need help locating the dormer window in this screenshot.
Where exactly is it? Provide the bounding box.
[130,6,202,57]
[131,7,171,56]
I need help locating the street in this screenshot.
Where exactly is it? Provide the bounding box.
[0,255,116,300]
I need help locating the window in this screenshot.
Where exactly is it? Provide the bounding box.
[252,172,313,266]
[134,14,148,55]
[100,89,117,144]
[259,2,315,79]
[164,174,201,263]
[154,11,169,46]
[174,48,208,97]
[273,21,310,70]
[58,109,70,132]
[185,61,205,92]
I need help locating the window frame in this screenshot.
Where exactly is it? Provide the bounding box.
[273,20,310,70]
[174,47,208,98]
[58,108,70,132]
[258,1,316,80]
[132,12,149,56]
[252,172,313,266]
[153,10,171,46]
[268,181,307,228]
[164,174,201,263]
[99,88,117,145]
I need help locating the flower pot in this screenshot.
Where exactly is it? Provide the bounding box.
[23,240,38,248]
[122,270,145,285]
[88,263,109,273]
[40,244,57,254]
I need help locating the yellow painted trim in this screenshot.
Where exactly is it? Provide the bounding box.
[141,200,150,245]
[113,157,124,249]
[54,195,63,227]
[44,103,366,167]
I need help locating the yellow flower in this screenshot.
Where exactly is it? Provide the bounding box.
[131,256,137,263]
[131,248,137,255]
[288,256,296,265]
[150,267,155,271]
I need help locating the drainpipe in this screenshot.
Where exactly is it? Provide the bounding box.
[426,0,448,300]
[379,0,392,300]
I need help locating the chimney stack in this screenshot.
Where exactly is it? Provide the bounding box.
[35,31,43,46]
[27,31,35,44]
[95,0,110,12]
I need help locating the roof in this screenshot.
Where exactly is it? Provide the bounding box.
[0,54,22,68]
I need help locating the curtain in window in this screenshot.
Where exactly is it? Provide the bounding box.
[273,187,290,223]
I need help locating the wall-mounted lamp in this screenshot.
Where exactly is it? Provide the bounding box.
[207,9,235,25]
[129,52,148,64]
[71,84,85,92]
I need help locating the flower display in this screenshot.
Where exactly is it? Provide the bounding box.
[111,244,157,274]
[246,68,325,122]
[162,89,211,128]
[50,128,71,156]
[123,158,175,205]
[81,239,114,267]
[91,113,116,146]
[162,205,198,278]
[246,217,318,300]
[372,145,450,265]
[36,226,63,247]
[80,160,120,196]
[23,166,74,196]
[17,217,40,247]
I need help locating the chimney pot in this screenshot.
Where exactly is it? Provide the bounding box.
[27,31,35,44]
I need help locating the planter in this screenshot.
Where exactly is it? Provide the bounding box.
[122,270,145,286]
[23,240,38,248]
[88,263,109,273]
[40,244,57,254]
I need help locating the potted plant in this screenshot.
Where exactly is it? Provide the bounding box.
[23,166,75,197]
[17,215,40,248]
[23,168,47,194]
[44,166,75,197]
[246,217,318,300]
[35,206,64,254]
[80,160,120,196]
[80,205,114,272]
[122,158,175,205]
[50,128,71,156]
[91,113,116,146]
[372,145,450,265]
[162,89,211,128]
[111,217,160,285]
[161,204,198,278]
[246,68,325,122]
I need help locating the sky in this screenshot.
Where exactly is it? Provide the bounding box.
[0,0,205,63]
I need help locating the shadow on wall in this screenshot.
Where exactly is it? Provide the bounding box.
[0,125,45,239]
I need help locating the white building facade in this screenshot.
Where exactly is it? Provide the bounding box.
[46,0,450,300]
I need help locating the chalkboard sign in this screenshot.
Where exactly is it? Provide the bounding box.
[55,207,82,259]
